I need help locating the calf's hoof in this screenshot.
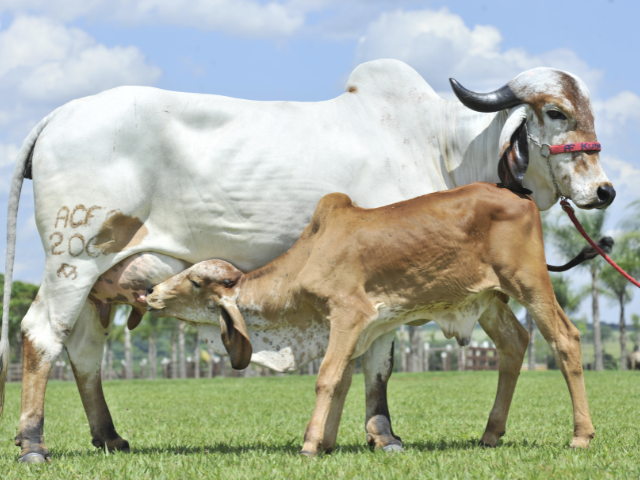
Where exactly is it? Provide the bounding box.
[570,436,592,449]
[382,444,404,453]
[300,450,317,458]
[18,452,50,464]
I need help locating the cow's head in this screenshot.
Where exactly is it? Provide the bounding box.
[146,260,252,370]
[450,68,615,210]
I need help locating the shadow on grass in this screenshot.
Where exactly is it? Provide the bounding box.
[45,438,546,459]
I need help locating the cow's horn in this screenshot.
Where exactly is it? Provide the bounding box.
[449,78,522,113]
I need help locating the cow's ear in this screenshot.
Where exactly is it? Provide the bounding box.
[498,119,532,194]
[218,300,252,370]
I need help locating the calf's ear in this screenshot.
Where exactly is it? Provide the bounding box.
[218,300,252,370]
[127,308,144,330]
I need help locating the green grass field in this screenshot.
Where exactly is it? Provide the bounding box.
[0,372,638,479]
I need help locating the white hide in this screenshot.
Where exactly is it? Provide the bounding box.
[4,60,610,360]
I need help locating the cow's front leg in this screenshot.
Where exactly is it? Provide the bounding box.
[361,330,403,451]
[478,297,529,447]
[301,306,372,456]
[65,302,129,453]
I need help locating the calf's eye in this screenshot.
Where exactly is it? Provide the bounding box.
[547,110,567,121]
[190,279,201,288]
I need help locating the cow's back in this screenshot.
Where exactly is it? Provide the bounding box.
[28,62,454,274]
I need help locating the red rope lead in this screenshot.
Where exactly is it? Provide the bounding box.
[560,199,640,289]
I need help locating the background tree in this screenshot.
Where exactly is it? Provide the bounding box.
[110,322,126,379]
[633,314,640,350]
[600,232,640,370]
[137,313,163,379]
[548,208,608,370]
[0,274,39,363]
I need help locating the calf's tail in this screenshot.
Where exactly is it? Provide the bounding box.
[1,110,57,417]
[546,237,614,273]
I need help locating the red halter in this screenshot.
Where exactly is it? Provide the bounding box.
[545,142,601,156]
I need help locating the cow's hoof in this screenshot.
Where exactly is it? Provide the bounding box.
[382,444,404,453]
[18,452,49,464]
[300,450,317,458]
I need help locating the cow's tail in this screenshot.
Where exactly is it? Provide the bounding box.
[1,110,58,417]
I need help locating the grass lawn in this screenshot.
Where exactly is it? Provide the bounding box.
[0,371,638,479]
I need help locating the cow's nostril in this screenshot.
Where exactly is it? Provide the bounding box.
[146,287,154,295]
[597,184,616,207]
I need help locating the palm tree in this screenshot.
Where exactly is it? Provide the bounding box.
[135,312,160,379]
[548,208,608,370]
[194,332,201,379]
[171,320,178,379]
[633,314,640,350]
[178,321,186,379]
[600,232,640,371]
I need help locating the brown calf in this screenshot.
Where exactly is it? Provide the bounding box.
[147,182,594,455]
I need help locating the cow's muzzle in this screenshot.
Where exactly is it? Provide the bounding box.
[583,184,616,209]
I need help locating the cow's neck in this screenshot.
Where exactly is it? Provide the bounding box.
[437,100,508,189]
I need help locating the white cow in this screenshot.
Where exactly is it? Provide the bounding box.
[1,59,614,462]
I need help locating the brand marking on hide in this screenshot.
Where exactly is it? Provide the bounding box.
[68,234,85,257]
[57,263,78,280]
[49,232,64,255]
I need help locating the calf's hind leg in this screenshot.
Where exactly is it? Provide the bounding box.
[478,296,529,447]
[65,302,129,452]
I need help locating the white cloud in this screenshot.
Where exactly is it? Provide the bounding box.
[1,0,306,39]
[354,8,604,93]
[595,91,640,128]
[603,157,640,192]
[0,142,19,168]
[0,16,161,106]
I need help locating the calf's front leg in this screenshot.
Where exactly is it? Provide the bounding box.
[301,307,372,456]
[319,359,356,453]
[530,299,594,448]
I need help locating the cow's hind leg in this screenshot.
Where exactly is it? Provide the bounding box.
[478,296,529,447]
[16,290,74,462]
[361,331,403,452]
[65,301,129,452]
[15,265,97,463]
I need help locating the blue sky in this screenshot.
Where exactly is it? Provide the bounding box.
[1,0,640,326]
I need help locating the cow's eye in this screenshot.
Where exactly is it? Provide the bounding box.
[547,110,567,121]
[190,279,201,288]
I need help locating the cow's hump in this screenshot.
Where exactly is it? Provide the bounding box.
[344,59,439,102]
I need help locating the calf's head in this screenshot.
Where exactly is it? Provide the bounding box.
[451,67,614,210]
[146,260,252,370]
